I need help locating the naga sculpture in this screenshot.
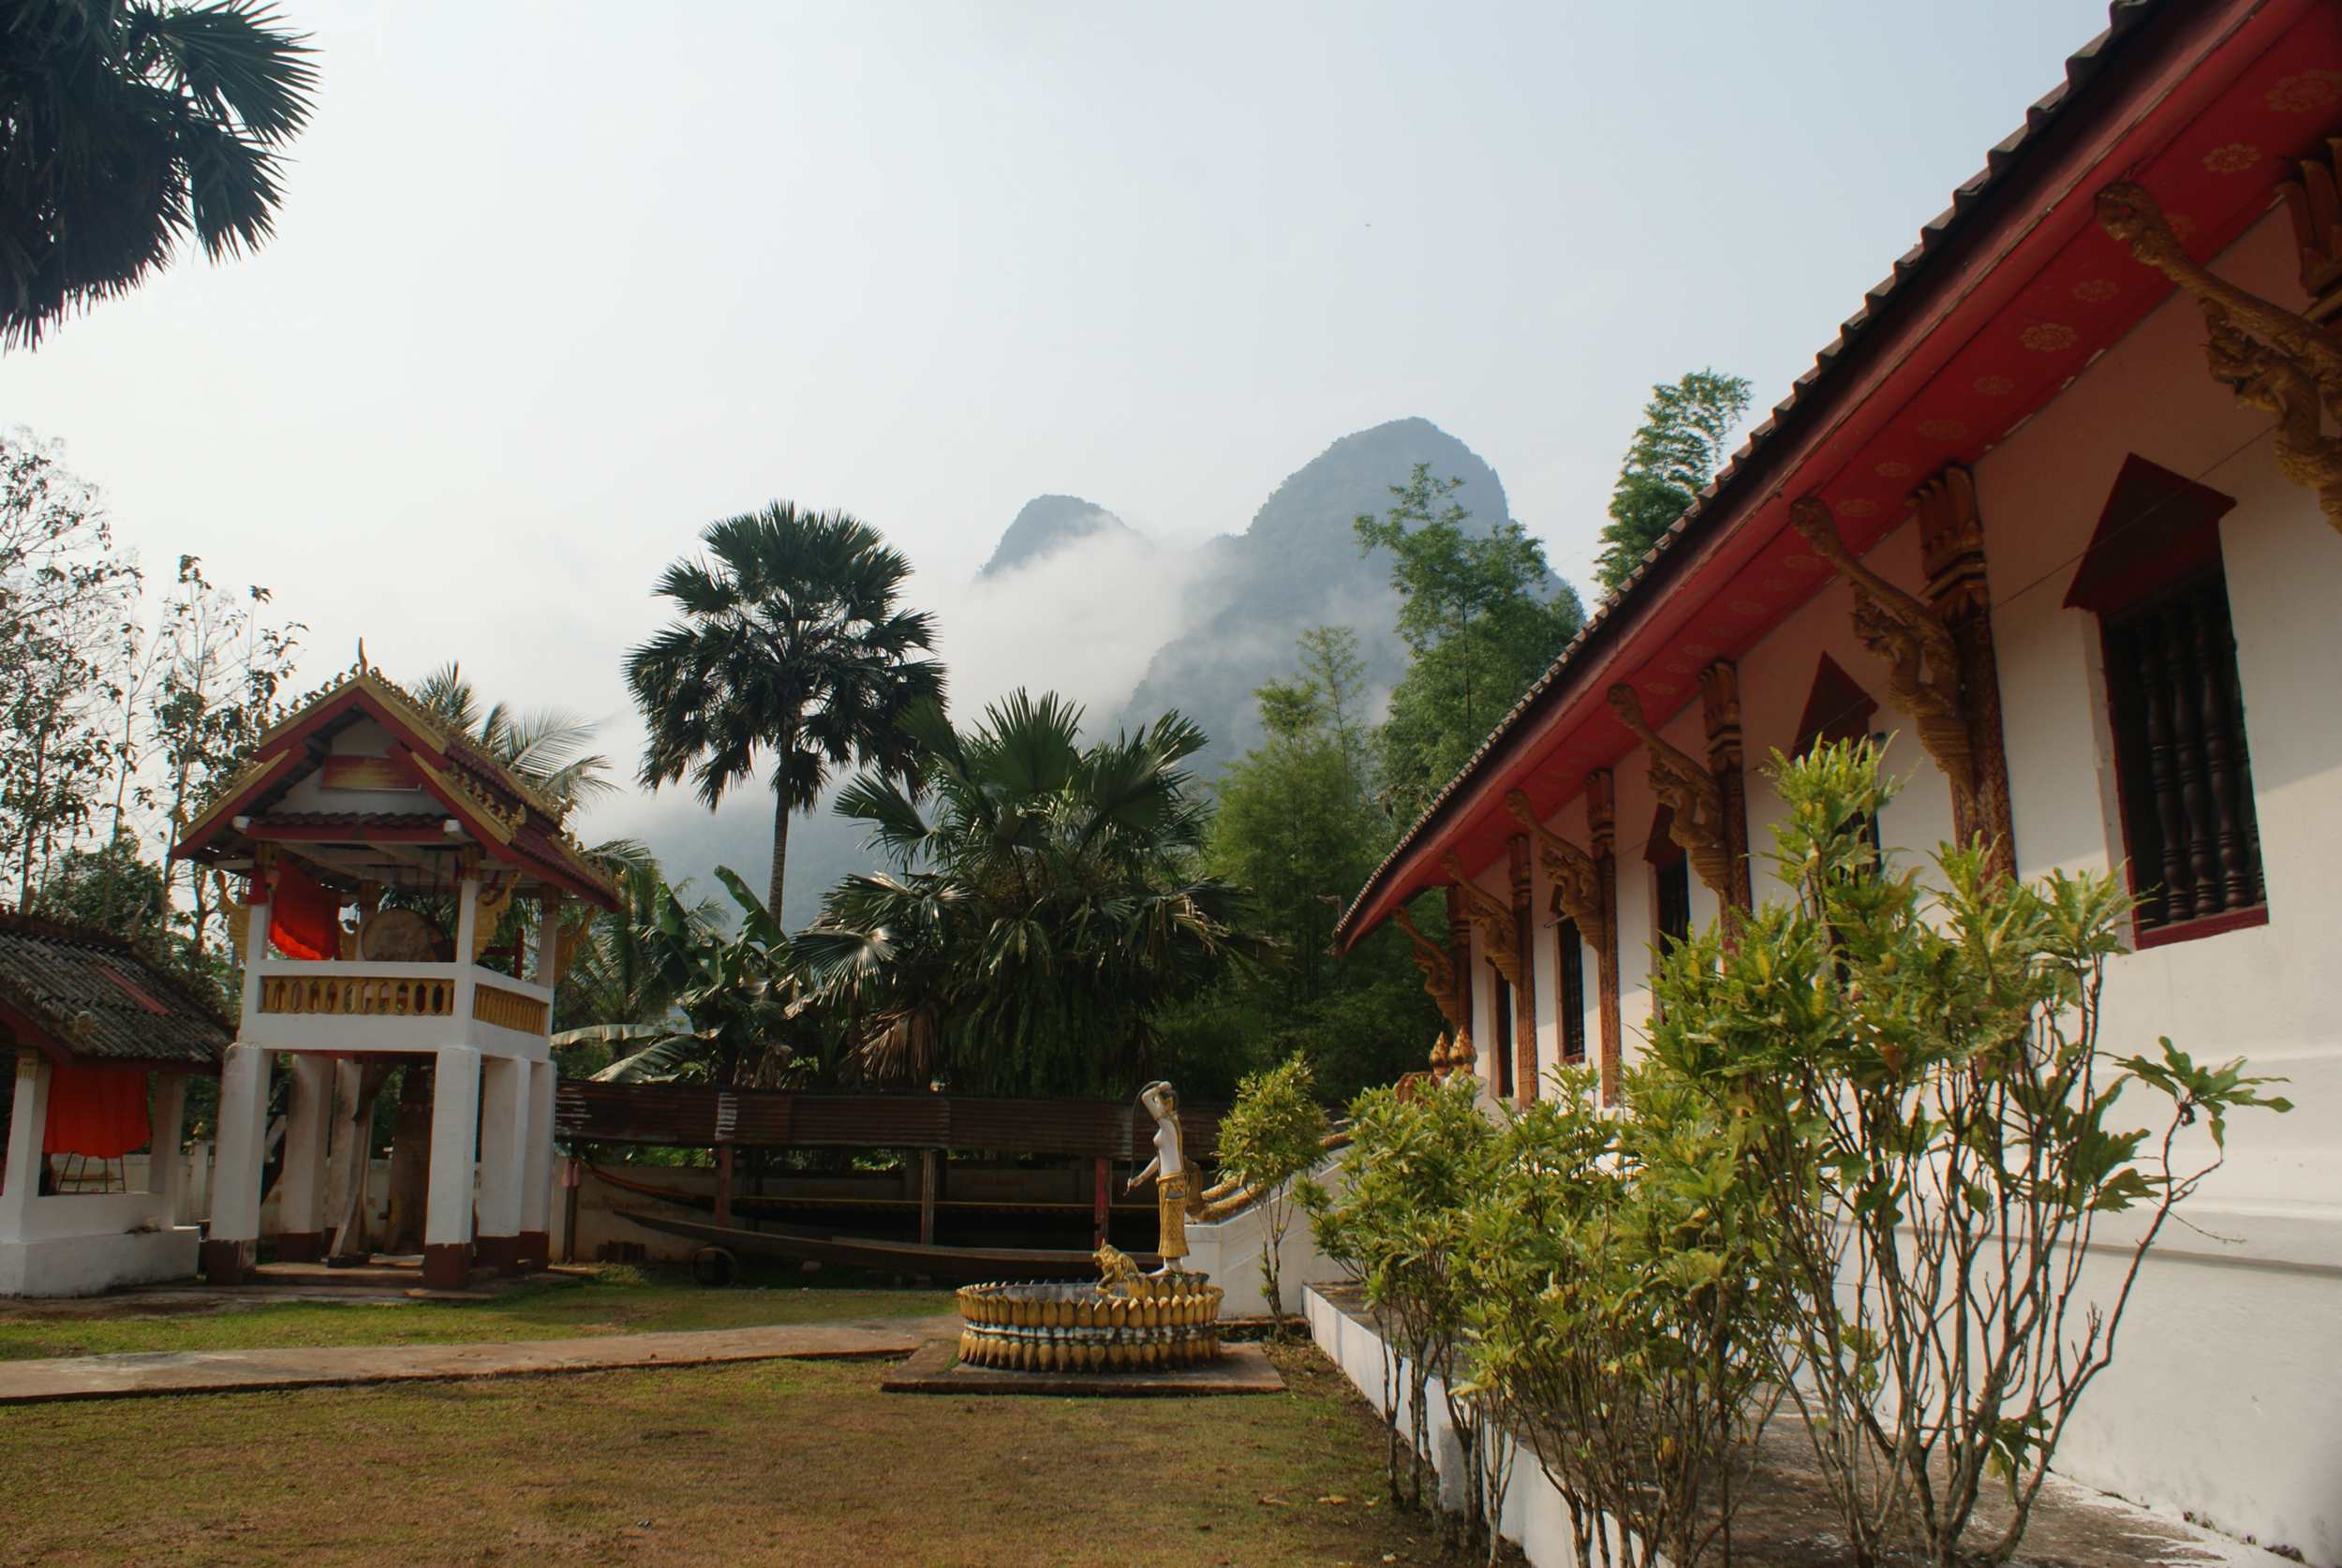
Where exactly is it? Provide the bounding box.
[1503,790,1610,954]
[1603,684,1732,896]
[1788,497,1975,798]
[2097,180,2342,533]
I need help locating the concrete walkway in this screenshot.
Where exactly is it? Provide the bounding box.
[0,1314,955,1405]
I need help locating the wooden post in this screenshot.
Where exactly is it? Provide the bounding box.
[1092,1155,1110,1249]
[1701,660,1755,922]
[1917,467,2017,879]
[918,1148,940,1247]
[1585,771,1623,1106]
[713,1143,734,1230]
[1507,835,1537,1106]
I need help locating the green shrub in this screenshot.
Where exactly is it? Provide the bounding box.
[1214,1054,1330,1329]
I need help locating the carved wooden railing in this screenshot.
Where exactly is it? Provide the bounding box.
[259,973,455,1018]
[472,984,550,1036]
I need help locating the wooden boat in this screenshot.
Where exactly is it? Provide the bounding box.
[615,1208,1154,1281]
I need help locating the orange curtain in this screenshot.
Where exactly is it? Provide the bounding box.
[43,1064,152,1159]
[268,863,342,960]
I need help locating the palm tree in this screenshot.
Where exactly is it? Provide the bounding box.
[794,692,1249,1097]
[626,503,944,925]
[2,1,319,349]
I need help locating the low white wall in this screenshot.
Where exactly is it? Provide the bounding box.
[0,1225,201,1298]
[1181,1167,1349,1319]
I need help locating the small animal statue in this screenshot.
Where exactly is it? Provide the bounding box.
[1093,1243,1143,1295]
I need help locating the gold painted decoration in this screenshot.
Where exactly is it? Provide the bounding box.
[1788,498,1975,796]
[468,877,517,962]
[1441,853,1524,989]
[1503,791,1609,954]
[2097,179,2342,534]
[1602,685,1732,896]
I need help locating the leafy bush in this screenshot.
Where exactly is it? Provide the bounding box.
[1214,1054,1330,1328]
[1646,739,2290,1566]
[1461,1064,1781,1568]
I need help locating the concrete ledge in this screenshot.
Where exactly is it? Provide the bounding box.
[882,1339,1283,1397]
[0,1318,940,1405]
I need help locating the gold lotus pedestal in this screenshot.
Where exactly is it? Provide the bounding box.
[955,1270,1224,1373]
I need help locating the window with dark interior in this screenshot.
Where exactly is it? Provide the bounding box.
[1794,653,1884,865]
[1490,967,1515,1100]
[2066,456,2266,944]
[1649,806,1692,954]
[1554,914,1587,1063]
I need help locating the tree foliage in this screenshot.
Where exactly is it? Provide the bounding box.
[628,502,944,924]
[1356,464,1582,818]
[1214,1053,1329,1327]
[1,0,319,348]
[795,691,1244,1099]
[1593,369,1752,595]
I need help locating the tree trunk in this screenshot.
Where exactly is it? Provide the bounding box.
[768,791,791,925]
[383,1064,434,1252]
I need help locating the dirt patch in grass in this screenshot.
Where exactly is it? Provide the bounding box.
[0,1343,1507,1567]
[0,1273,954,1362]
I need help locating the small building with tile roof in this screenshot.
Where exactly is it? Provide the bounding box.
[170,658,620,1290]
[0,915,231,1296]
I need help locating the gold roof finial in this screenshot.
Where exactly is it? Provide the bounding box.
[355,638,368,673]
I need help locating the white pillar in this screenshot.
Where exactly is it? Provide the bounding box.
[0,1050,50,1238]
[475,1055,527,1270]
[149,1073,187,1220]
[205,1043,271,1280]
[275,1054,334,1255]
[520,1059,556,1265]
[422,1045,480,1289]
[209,1044,270,1244]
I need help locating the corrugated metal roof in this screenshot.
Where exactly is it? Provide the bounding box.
[1336,0,2165,943]
[0,915,232,1068]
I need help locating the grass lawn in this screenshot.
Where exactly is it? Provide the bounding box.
[0,1269,955,1362]
[0,1343,1496,1567]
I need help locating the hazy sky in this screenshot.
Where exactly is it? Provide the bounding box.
[5,0,2113,860]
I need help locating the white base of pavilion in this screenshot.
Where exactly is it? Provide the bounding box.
[1,1052,200,1298]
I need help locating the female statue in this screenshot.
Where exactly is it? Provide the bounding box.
[1127,1080,1199,1272]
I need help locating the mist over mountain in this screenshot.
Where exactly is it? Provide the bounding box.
[977,495,1135,577]
[624,417,1537,925]
[1116,416,1517,768]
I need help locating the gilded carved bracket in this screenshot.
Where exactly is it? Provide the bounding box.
[1789,497,1975,797]
[1503,790,1611,955]
[1389,903,1466,1032]
[1441,852,1525,991]
[1603,684,1732,896]
[2097,179,2342,534]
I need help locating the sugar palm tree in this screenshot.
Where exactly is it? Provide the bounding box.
[626,503,944,925]
[794,692,1249,1096]
[2,1,319,348]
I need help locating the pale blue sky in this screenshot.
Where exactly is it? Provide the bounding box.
[4,0,2112,851]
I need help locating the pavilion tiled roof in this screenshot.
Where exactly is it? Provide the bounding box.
[1334,0,2167,944]
[0,914,232,1069]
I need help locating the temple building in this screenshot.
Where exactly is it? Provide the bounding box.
[0,916,230,1296]
[1335,1,2342,1560]
[171,662,619,1290]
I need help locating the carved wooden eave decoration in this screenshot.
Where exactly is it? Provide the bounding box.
[2097,180,2342,534]
[1389,904,1466,1031]
[1789,498,1976,793]
[1602,685,1731,896]
[1503,791,1610,955]
[2281,138,2342,325]
[1441,852,1524,990]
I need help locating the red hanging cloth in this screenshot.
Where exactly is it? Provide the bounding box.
[43,1064,152,1159]
[268,863,343,960]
